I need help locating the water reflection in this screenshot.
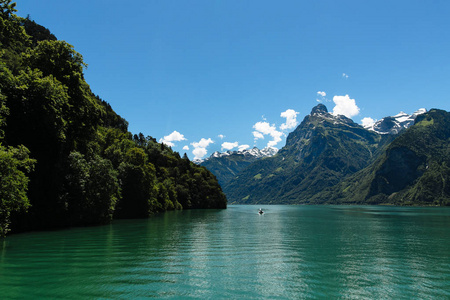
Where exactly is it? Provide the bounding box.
[0,205,449,299]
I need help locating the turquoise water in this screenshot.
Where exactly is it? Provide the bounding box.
[1,205,449,299]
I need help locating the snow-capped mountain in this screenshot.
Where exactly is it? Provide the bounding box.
[197,147,279,185]
[198,146,278,163]
[364,108,427,134]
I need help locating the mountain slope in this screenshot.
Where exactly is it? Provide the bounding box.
[317,109,450,206]
[223,104,391,204]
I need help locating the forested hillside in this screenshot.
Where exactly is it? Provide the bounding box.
[0,1,226,236]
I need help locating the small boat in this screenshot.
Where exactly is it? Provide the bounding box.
[258,208,264,215]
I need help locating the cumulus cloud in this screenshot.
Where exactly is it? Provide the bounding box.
[317,91,326,97]
[267,132,283,147]
[238,144,250,151]
[218,134,225,139]
[221,141,239,151]
[253,121,275,135]
[253,121,283,148]
[192,147,207,159]
[361,117,376,128]
[183,145,189,151]
[280,109,299,130]
[332,95,360,118]
[342,73,349,79]
[159,130,186,147]
[191,138,214,159]
[252,131,265,140]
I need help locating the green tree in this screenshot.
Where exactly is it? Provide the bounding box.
[0,1,30,72]
[0,144,35,236]
[64,152,120,225]
[23,40,101,152]
[0,0,16,17]
[116,147,157,218]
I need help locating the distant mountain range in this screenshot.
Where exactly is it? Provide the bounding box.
[200,104,450,206]
[198,147,278,186]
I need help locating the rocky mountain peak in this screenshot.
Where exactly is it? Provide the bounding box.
[311,104,328,115]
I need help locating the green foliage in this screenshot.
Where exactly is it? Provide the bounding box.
[21,15,56,47]
[0,91,8,138]
[64,152,120,225]
[116,149,157,218]
[0,144,35,236]
[0,1,30,72]
[3,67,69,146]
[0,5,226,235]
[0,0,17,17]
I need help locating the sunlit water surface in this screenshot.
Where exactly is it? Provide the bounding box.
[1,205,449,299]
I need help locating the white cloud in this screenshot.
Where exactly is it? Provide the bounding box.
[183,145,189,151]
[342,73,349,79]
[317,91,328,103]
[191,138,214,159]
[267,131,283,147]
[253,121,283,148]
[192,147,207,159]
[159,130,186,147]
[332,95,360,118]
[280,109,299,130]
[252,131,265,140]
[218,134,225,139]
[253,121,275,135]
[238,144,250,151]
[361,117,376,128]
[222,141,239,151]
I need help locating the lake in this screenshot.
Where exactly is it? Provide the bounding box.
[1,205,449,299]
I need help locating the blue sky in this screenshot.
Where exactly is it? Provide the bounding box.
[16,0,450,159]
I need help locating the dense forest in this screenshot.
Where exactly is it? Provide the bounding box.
[0,1,226,236]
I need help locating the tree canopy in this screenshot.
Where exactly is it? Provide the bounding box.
[0,1,226,236]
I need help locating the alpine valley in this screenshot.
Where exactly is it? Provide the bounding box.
[201,104,450,206]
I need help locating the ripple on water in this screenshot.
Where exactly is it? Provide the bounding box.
[0,205,449,299]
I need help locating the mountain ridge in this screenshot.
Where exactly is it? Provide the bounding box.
[222,104,387,204]
[199,146,278,186]
[364,108,427,134]
[202,103,447,206]
[314,108,450,206]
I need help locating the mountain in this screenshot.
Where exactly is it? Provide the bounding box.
[315,109,450,206]
[222,104,393,204]
[364,109,426,134]
[199,147,278,186]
